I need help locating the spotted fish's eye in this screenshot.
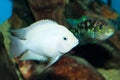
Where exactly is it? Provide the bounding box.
[63,37,67,40]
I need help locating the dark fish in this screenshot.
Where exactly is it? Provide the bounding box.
[70,17,115,45]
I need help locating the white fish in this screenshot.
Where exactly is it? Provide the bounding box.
[10,19,79,69]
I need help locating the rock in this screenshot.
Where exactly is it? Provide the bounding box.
[17,56,105,80]
[27,0,67,25]
[89,1,119,19]
[9,0,34,29]
[64,0,119,20]
[98,69,120,80]
[9,13,24,29]
[0,32,20,80]
[100,32,120,69]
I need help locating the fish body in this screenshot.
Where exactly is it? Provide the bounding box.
[69,17,115,45]
[66,16,88,27]
[10,19,79,68]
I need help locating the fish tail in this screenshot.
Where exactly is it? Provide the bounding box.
[9,36,26,58]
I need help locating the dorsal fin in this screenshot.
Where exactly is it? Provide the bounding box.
[10,19,58,40]
[37,19,58,25]
[31,19,58,27]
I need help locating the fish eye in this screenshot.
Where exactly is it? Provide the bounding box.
[63,37,67,40]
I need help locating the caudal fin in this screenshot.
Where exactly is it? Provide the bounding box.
[9,36,26,58]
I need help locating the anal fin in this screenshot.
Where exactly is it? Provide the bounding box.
[20,50,47,61]
[44,55,61,69]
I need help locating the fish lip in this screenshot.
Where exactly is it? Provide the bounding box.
[94,27,115,40]
[74,39,79,45]
[96,34,113,40]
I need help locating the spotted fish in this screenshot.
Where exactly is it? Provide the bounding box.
[69,17,115,45]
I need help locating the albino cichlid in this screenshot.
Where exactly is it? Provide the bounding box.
[68,17,115,45]
[10,19,79,69]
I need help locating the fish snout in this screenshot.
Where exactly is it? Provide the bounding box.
[73,38,79,47]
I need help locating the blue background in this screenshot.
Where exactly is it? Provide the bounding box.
[102,0,120,14]
[0,0,13,24]
[0,0,120,24]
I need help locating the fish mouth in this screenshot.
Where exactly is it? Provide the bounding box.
[95,28,115,40]
[74,39,79,47]
[96,32,114,40]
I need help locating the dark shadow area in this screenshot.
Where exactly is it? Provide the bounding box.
[72,43,112,68]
